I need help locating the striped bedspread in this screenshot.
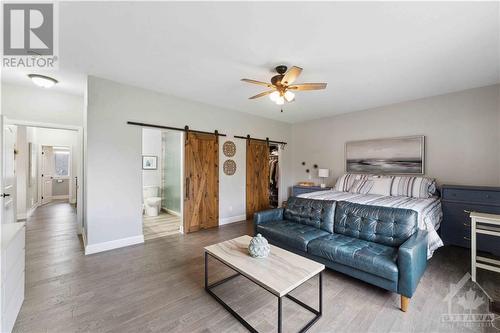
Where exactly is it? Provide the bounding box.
[297,190,443,258]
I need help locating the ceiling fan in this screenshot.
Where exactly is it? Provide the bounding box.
[241,65,327,106]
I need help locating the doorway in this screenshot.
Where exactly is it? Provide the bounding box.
[141,128,183,240]
[41,145,71,205]
[246,140,281,219]
[3,120,84,234]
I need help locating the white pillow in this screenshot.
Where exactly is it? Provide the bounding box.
[368,177,394,196]
[334,173,371,192]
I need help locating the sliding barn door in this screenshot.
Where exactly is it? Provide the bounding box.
[246,139,270,220]
[184,132,219,233]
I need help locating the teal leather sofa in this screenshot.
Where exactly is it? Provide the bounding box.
[254,197,428,312]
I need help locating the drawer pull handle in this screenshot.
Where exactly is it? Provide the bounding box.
[463,223,470,227]
[464,210,472,214]
[463,236,471,241]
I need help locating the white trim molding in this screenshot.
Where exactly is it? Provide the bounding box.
[219,214,246,226]
[84,235,144,255]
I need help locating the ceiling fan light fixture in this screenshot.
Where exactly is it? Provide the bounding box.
[28,74,58,88]
[276,96,285,105]
[269,91,280,102]
[284,90,295,102]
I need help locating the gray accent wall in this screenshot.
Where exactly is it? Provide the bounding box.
[291,84,500,187]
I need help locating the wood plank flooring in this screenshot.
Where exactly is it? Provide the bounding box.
[14,201,498,332]
[143,212,181,241]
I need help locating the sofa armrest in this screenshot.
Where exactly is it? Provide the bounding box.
[397,230,428,298]
[254,208,284,229]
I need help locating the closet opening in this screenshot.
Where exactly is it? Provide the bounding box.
[141,128,183,241]
[269,144,279,208]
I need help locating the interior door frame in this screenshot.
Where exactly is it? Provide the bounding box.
[39,144,72,204]
[6,119,84,235]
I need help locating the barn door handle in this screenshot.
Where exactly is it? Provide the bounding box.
[185,178,190,199]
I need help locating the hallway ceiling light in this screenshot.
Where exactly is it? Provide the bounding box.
[28,74,58,88]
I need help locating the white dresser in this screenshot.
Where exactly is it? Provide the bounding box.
[2,223,25,333]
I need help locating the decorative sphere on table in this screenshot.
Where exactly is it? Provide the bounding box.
[248,234,270,258]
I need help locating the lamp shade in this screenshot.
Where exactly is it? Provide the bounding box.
[318,168,329,178]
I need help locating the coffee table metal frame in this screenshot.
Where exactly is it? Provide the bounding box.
[204,251,323,333]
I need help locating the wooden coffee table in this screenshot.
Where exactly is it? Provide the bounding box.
[204,235,324,333]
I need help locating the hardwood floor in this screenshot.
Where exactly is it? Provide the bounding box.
[14,201,498,332]
[143,212,181,241]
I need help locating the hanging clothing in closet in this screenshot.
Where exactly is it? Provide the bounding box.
[269,148,279,208]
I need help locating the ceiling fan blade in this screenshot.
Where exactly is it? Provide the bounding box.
[281,66,303,85]
[248,90,276,99]
[241,78,274,88]
[288,83,327,91]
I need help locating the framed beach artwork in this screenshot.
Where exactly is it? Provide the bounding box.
[142,156,158,170]
[345,136,425,174]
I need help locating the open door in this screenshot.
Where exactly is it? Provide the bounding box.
[183,132,219,233]
[246,139,270,220]
[2,119,17,225]
[41,146,54,205]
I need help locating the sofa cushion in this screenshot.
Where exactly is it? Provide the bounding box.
[284,197,335,233]
[308,234,399,281]
[256,220,330,252]
[334,201,418,247]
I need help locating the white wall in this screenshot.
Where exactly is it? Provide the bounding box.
[291,85,500,187]
[1,83,84,126]
[16,127,39,220]
[16,126,28,220]
[219,137,246,224]
[141,128,162,188]
[85,76,291,248]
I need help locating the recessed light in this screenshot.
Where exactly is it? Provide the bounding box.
[28,74,58,88]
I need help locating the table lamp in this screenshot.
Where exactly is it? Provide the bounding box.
[318,169,329,188]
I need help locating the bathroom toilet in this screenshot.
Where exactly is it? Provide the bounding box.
[143,186,162,216]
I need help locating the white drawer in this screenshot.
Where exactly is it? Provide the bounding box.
[3,226,25,277]
[2,275,24,333]
[3,252,25,309]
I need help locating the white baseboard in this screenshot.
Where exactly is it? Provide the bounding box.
[219,214,246,225]
[17,213,26,221]
[165,209,181,217]
[85,235,144,255]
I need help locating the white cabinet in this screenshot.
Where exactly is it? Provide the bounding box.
[1,223,25,333]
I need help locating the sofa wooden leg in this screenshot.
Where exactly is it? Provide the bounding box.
[401,295,410,312]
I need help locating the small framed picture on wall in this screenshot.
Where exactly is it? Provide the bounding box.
[142,156,157,170]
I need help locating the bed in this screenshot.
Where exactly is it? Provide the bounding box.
[297,189,443,258]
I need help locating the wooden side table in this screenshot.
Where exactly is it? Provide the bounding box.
[469,212,500,282]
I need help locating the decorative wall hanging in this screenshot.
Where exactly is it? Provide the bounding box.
[345,136,425,174]
[223,159,237,175]
[223,141,236,157]
[142,156,158,170]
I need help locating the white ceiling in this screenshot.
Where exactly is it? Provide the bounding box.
[2,1,499,123]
